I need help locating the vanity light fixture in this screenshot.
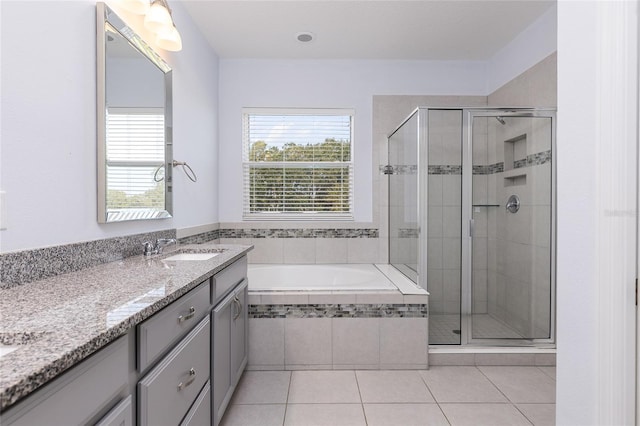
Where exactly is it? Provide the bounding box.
[117,0,182,51]
[119,0,150,14]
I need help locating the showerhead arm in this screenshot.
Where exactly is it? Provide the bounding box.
[495,116,506,125]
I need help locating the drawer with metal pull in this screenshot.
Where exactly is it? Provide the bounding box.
[213,256,247,304]
[137,280,211,373]
[138,316,210,426]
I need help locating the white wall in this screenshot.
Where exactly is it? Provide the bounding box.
[556,1,637,424]
[0,0,219,252]
[486,3,557,94]
[218,59,487,223]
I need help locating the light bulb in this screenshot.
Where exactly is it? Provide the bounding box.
[144,0,173,33]
[156,25,182,51]
[119,0,150,14]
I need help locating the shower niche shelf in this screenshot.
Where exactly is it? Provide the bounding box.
[503,170,527,187]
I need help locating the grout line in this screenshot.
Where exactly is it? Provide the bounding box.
[353,370,369,425]
[282,370,293,426]
[476,365,518,404]
[512,403,536,426]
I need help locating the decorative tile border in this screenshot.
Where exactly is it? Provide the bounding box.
[0,229,176,289]
[249,303,428,318]
[523,149,552,167]
[425,150,551,176]
[178,229,220,244]
[473,162,505,175]
[428,165,462,175]
[218,228,379,239]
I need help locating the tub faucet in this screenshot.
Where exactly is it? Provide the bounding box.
[143,238,177,256]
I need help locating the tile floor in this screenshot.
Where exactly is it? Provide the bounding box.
[220,366,556,426]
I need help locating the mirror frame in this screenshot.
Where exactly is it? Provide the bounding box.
[96,2,173,223]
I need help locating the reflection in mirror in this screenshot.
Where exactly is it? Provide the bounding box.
[97,3,173,223]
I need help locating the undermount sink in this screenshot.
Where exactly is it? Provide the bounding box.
[162,253,219,261]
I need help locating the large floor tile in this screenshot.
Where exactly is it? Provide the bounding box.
[288,370,361,403]
[479,366,556,403]
[220,404,286,426]
[284,404,366,426]
[364,403,449,426]
[440,403,532,426]
[356,370,434,403]
[517,403,556,426]
[231,371,291,404]
[420,366,507,403]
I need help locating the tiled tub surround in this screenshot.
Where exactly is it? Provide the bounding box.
[218,226,382,264]
[0,243,252,410]
[246,264,429,370]
[0,229,176,289]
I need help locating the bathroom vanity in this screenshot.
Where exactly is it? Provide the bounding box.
[0,244,251,426]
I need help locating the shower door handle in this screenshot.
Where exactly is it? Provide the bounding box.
[469,219,475,238]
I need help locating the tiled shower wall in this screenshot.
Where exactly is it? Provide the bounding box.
[425,110,464,315]
[485,52,556,337]
[474,116,553,338]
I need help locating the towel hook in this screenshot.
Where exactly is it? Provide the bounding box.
[152,160,198,183]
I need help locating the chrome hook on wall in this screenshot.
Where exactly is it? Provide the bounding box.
[153,160,198,183]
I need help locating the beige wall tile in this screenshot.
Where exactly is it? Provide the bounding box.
[248,318,284,368]
[284,318,332,365]
[332,318,380,366]
[379,318,428,365]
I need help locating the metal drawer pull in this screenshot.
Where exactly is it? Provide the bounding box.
[178,306,196,323]
[177,368,196,391]
[233,296,241,320]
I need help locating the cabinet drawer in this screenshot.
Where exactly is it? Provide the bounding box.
[138,316,210,426]
[213,256,247,304]
[2,336,129,426]
[138,280,210,372]
[180,381,210,426]
[95,395,132,426]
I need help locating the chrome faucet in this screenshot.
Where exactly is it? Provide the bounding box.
[143,238,177,256]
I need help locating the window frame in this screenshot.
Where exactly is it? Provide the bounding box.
[242,107,355,221]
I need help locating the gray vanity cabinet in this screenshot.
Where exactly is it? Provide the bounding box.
[0,253,250,426]
[212,279,248,426]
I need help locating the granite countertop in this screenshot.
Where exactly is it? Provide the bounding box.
[0,243,252,412]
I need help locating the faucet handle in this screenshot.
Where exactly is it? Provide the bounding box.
[143,241,155,256]
[155,238,177,254]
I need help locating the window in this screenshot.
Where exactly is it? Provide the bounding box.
[242,108,354,220]
[105,107,165,212]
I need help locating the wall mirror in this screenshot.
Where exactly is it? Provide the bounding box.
[97,2,173,223]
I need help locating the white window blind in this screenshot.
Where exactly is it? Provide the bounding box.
[106,107,165,210]
[242,109,354,220]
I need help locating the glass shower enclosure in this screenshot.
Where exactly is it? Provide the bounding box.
[388,107,555,346]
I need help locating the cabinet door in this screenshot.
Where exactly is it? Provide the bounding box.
[212,292,233,426]
[95,395,132,426]
[231,280,248,385]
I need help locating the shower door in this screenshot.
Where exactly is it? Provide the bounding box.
[465,110,555,344]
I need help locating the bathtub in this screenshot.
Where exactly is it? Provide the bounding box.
[247,264,398,292]
[246,263,430,370]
